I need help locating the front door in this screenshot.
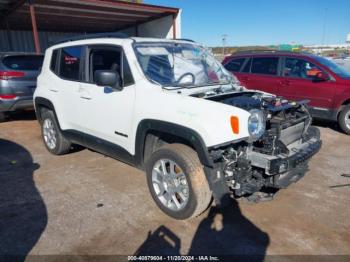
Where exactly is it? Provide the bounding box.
[278,57,335,113]
[78,46,136,154]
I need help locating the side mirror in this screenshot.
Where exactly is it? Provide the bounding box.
[312,71,329,82]
[94,70,122,91]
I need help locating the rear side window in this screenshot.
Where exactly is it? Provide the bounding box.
[50,49,58,72]
[3,55,43,70]
[251,57,279,75]
[224,58,245,72]
[59,46,82,81]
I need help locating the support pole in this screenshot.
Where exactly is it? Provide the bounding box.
[29,0,40,53]
[172,13,177,39]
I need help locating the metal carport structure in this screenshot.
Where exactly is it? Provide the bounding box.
[0,0,180,53]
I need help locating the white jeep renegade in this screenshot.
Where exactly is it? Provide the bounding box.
[34,33,321,219]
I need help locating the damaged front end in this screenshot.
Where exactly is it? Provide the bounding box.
[204,91,322,203]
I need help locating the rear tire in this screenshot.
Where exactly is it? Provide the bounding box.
[40,110,71,155]
[338,105,350,135]
[0,112,8,122]
[146,143,212,220]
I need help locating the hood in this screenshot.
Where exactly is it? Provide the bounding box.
[202,90,308,113]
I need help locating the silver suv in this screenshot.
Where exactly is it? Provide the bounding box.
[0,53,43,121]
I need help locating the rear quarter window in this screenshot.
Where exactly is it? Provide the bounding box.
[2,55,44,70]
[50,49,59,73]
[224,58,246,72]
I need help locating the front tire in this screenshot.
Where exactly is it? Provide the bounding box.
[338,105,350,135]
[41,110,71,155]
[146,143,212,220]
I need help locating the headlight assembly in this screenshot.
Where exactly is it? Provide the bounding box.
[248,109,266,141]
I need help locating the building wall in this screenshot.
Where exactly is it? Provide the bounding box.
[0,30,76,53]
[138,12,181,39]
[119,12,182,39]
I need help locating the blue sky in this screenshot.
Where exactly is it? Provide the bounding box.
[146,0,350,47]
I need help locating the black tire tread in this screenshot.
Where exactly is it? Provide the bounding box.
[147,143,212,219]
[338,105,350,135]
[0,112,7,122]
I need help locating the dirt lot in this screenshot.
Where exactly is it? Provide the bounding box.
[0,112,349,258]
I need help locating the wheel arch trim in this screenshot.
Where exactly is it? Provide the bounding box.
[135,119,214,168]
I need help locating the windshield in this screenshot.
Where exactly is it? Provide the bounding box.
[134,42,234,88]
[313,56,350,78]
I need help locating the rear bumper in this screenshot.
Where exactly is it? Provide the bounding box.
[0,96,34,112]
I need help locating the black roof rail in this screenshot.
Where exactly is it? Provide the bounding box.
[233,50,282,54]
[53,32,129,45]
[175,38,195,42]
[232,50,311,55]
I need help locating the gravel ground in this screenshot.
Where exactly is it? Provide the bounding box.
[0,112,349,259]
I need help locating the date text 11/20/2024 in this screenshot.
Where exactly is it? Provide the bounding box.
[128,256,220,261]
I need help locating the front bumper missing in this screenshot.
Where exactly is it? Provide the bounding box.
[204,130,322,205]
[247,137,322,176]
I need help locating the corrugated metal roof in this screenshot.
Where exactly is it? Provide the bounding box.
[0,0,179,32]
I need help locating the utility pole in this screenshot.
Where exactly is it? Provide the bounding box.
[222,34,228,57]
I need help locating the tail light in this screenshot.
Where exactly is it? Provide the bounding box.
[0,71,25,80]
[0,94,17,100]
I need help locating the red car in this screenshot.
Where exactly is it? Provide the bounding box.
[223,51,350,134]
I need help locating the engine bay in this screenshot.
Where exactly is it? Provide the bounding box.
[205,91,320,200]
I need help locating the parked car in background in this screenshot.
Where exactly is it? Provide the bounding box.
[0,52,44,121]
[223,51,350,134]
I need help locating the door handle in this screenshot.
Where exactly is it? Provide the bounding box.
[80,93,92,100]
[78,86,92,100]
[80,95,92,100]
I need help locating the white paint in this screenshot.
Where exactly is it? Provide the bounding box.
[35,37,251,157]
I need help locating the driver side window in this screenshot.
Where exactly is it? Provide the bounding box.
[88,47,134,87]
[283,58,326,80]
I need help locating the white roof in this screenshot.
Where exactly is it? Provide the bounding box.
[131,37,194,44]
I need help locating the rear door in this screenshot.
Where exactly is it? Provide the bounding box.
[244,56,282,95]
[278,57,335,111]
[1,55,43,97]
[51,45,85,131]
